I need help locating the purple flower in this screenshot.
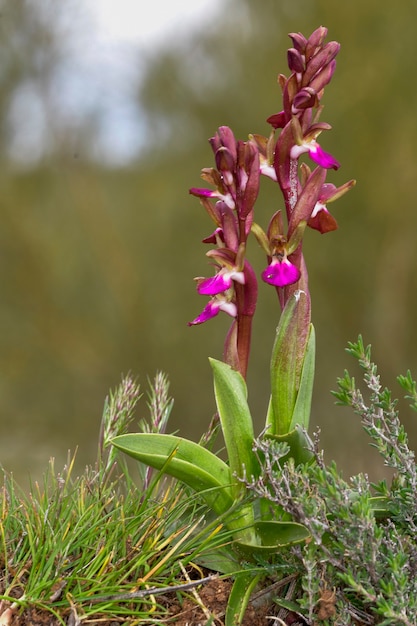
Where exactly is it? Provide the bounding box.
[197,270,245,296]
[189,187,235,209]
[290,140,340,170]
[308,180,355,233]
[308,201,338,233]
[261,257,301,287]
[188,299,237,326]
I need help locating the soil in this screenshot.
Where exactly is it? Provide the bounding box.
[0,575,306,626]
[165,576,272,626]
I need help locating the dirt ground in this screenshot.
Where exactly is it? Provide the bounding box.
[1,575,306,625]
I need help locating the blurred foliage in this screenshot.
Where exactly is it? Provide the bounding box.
[0,0,95,164]
[1,0,417,482]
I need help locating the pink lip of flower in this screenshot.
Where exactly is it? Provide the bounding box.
[197,270,245,296]
[189,187,235,209]
[261,257,301,287]
[290,140,340,170]
[188,299,237,326]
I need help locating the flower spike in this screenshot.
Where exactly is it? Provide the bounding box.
[189,27,354,382]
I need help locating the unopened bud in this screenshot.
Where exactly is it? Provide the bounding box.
[303,41,340,86]
[305,26,328,60]
[287,48,305,73]
[288,32,307,54]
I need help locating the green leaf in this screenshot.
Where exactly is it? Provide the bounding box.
[111,433,233,516]
[289,323,315,431]
[209,358,256,490]
[209,359,260,545]
[226,571,264,626]
[265,426,313,466]
[397,369,417,412]
[275,597,306,617]
[267,291,312,436]
[194,546,242,575]
[235,520,310,555]
[268,294,299,433]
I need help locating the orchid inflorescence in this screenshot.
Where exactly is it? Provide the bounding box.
[113,28,356,624]
[189,26,355,380]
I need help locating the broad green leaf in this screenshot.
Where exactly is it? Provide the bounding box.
[194,546,241,575]
[267,291,311,436]
[226,571,264,626]
[209,358,256,490]
[265,426,313,466]
[289,323,315,431]
[235,520,310,555]
[267,293,300,435]
[209,359,260,544]
[112,433,233,516]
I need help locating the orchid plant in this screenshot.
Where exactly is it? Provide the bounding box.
[112,26,355,623]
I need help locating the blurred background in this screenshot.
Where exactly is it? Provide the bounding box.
[1,0,417,486]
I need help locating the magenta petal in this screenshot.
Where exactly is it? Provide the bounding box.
[188,301,221,326]
[189,187,215,199]
[261,259,301,287]
[308,143,340,170]
[189,187,235,209]
[197,273,232,296]
[188,299,237,326]
[197,270,244,296]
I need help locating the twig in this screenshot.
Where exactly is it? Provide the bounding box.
[80,573,218,605]
[251,573,298,607]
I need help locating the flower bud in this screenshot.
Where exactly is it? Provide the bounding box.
[309,60,337,94]
[288,32,307,54]
[292,87,318,111]
[305,26,328,60]
[287,48,305,73]
[302,41,340,86]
